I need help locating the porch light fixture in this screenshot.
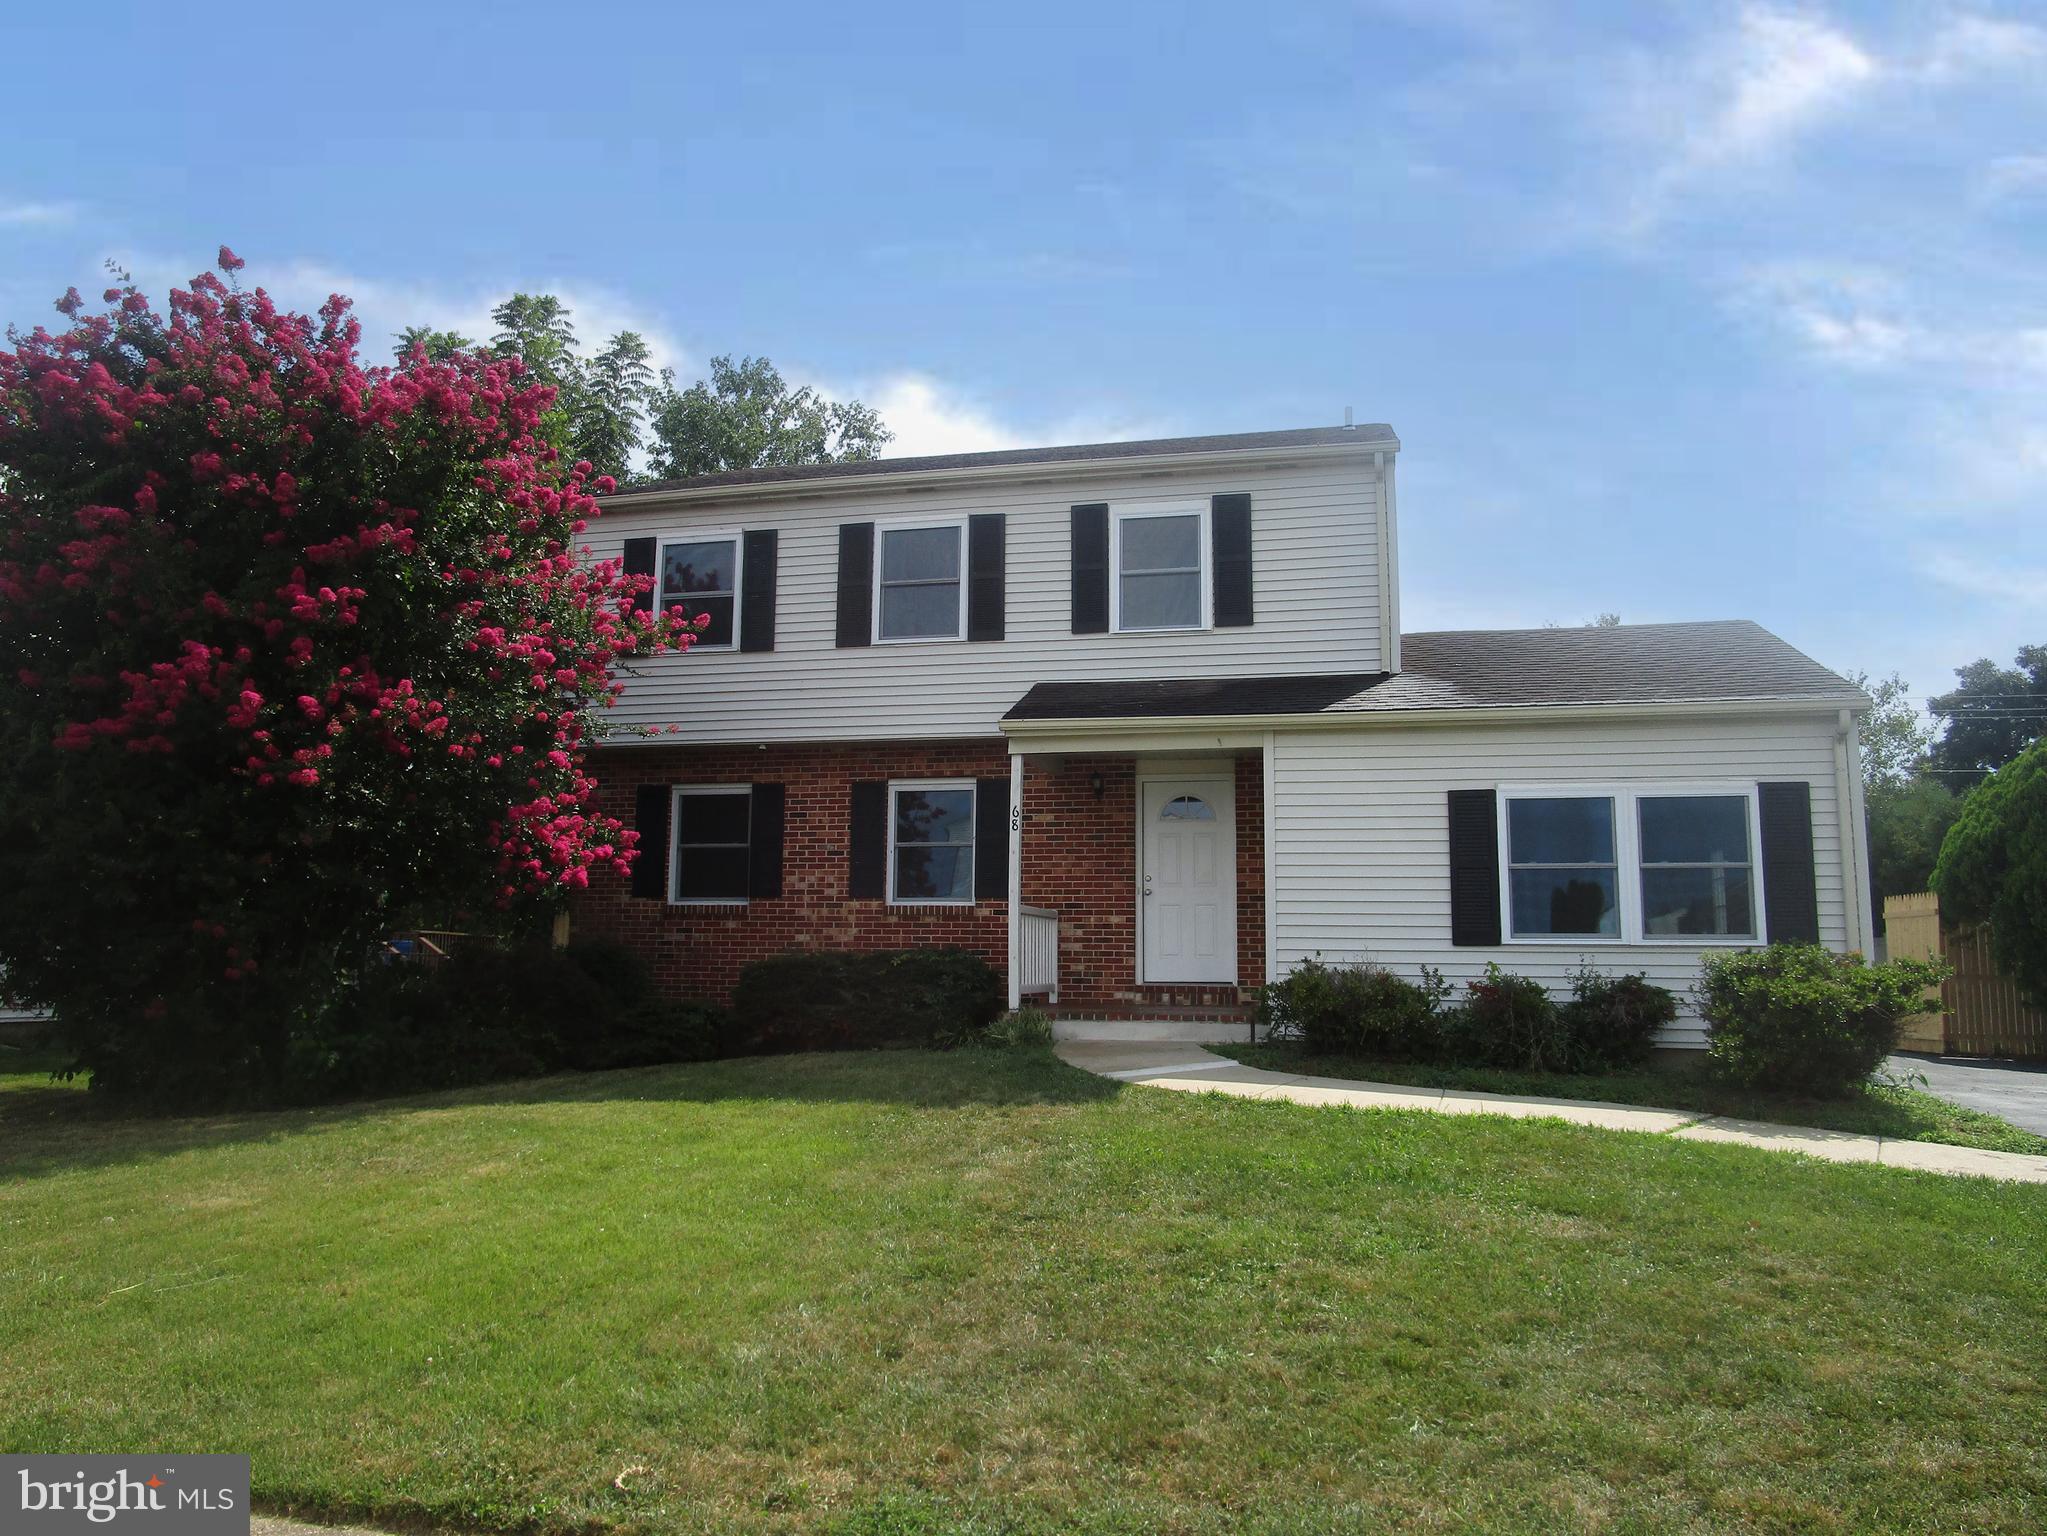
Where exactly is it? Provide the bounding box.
[1090,771,1105,801]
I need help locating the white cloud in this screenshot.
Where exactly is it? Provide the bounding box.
[1922,549,2047,607]
[1978,153,2047,204]
[1918,13,2047,83]
[0,200,78,228]
[848,373,1166,459]
[1692,6,1880,165]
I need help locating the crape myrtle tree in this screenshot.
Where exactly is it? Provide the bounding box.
[0,252,691,1099]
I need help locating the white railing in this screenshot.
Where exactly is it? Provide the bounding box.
[1019,905,1060,1003]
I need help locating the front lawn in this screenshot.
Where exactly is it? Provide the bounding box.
[3,1048,2045,1534]
[1217,1042,2047,1157]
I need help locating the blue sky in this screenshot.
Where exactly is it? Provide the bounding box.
[3,1,2043,703]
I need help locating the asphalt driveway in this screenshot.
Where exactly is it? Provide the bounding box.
[1890,1054,2047,1136]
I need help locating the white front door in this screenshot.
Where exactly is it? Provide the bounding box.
[1140,777,1237,984]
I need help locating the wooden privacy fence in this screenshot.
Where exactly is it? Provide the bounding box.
[1884,892,2047,1061]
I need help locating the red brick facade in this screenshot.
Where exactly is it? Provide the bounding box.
[1019,753,1264,1018]
[571,738,1264,1017]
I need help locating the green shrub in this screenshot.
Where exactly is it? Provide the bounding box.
[1257,958,1448,1057]
[1444,963,1575,1071]
[282,939,728,1103]
[564,997,730,1070]
[732,948,1004,1054]
[980,1007,1056,1049]
[1561,965,1677,1070]
[1698,943,1949,1096]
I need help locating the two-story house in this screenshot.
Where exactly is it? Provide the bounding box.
[569,425,1875,1045]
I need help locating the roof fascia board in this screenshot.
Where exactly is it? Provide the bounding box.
[599,437,1399,511]
[1001,693,1873,742]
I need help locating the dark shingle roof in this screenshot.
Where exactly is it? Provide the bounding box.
[1335,621,1865,712]
[1004,672,1391,721]
[1002,621,1865,723]
[618,425,1396,496]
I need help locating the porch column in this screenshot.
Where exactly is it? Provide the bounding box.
[1006,749,1024,1010]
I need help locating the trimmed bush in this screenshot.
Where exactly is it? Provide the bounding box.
[732,948,1004,1055]
[1698,943,1949,1096]
[281,938,727,1103]
[1561,965,1677,1070]
[1257,958,1449,1058]
[1444,963,1576,1071]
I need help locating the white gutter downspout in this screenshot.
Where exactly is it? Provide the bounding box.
[1379,450,1402,674]
[1006,749,1024,1011]
[1834,708,1875,957]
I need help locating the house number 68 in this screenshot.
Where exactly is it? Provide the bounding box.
[1009,806,1022,832]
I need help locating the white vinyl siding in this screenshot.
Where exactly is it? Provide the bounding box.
[587,458,1385,743]
[1269,714,1850,1048]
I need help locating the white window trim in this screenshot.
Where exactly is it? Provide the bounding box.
[668,783,752,906]
[886,777,977,907]
[871,515,967,645]
[1495,782,1766,947]
[655,528,743,653]
[1110,500,1211,634]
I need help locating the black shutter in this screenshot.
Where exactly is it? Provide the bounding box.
[631,783,671,900]
[747,782,785,899]
[967,514,1006,642]
[836,523,874,648]
[623,536,657,616]
[849,781,887,898]
[1212,493,1253,628]
[739,529,778,652]
[974,776,1010,901]
[1071,503,1109,634]
[1447,788,1502,946]
[1759,781,1819,943]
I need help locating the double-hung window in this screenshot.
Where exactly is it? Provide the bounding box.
[1637,793,1756,938]
[875,520,964,642]
[671,786,751,903]
[1504,795,1620,938]
[1499,785,1761,943]
[888,780,975,903]
[659,534,739,649]
[1111,504,1208,632]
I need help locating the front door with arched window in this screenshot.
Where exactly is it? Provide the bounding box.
[1139,777,1237,984]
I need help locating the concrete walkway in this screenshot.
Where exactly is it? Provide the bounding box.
[1057,1041,2047,1184]
[1890,1053,2047,1136]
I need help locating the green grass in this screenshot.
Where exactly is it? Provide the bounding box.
[3,1048,2045,1535]
[1214,1042,2047,1157]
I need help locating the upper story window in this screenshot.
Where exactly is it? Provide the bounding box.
[875,520,965,643]
[671,785,752,903]
[660,535,738,649]
[1112,504,1208,632]
[889,780,975,903]
[1500,785,1761,944]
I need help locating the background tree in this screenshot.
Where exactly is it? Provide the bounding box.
[1850,671,1955,926]
[1927,645,2047,785]
[644,354,891,480]
[577,331,653,487]
[1934,738,2047,1006]
[394,325,472,363]
[0,253,686,1102]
